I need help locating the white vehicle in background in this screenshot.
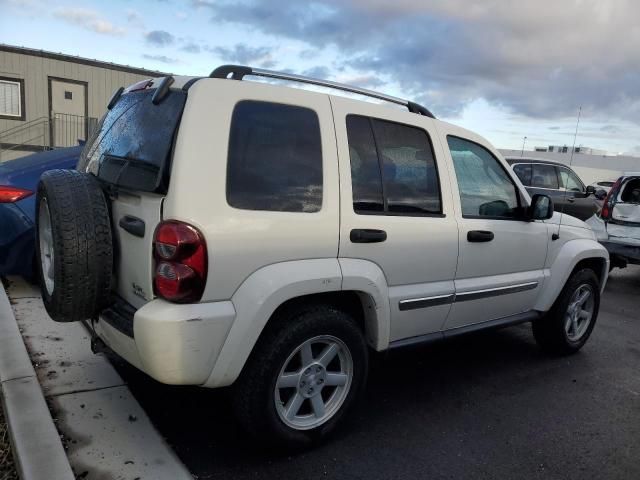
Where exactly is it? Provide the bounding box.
[589,180,616,198]
[587,173,640,270]
[35,65,609,448]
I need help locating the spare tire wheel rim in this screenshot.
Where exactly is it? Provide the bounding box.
[565,283,595,342]
[38,198,55,295]
[274,335,353,431]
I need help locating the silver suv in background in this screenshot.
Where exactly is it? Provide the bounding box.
[587,173,640,270]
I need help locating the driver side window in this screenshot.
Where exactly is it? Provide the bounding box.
[558,168,584,192]
[447,136,520,219]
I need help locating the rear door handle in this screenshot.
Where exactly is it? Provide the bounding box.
[567,197,575,203]
[350,229,387,243]
[467,230,494,242]
[119,215,145,238]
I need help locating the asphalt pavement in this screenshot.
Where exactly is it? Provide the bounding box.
[111,266,640,480]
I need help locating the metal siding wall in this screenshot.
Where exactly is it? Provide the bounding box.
[0,50,156,131]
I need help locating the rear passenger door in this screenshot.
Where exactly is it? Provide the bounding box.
[331,97,459,344]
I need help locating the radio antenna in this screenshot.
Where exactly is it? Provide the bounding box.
[554,106,582,240]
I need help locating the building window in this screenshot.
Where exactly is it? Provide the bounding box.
[64,91,73,100]
[0,77,25,120]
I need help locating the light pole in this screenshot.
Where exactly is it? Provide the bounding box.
[520,136,527,157]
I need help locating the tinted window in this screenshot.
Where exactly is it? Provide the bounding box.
[447,136,519,218]
[227,101,323,212]
[512,164,532,186]
[346,115,441,215]
[79,88,187,193]
[346,116,384,213]
[531,164,559,189]
[558,168,583,192]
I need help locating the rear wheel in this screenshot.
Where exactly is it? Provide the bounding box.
[36,169,113,322]
[233,304,368,449]
[533,268,600,354]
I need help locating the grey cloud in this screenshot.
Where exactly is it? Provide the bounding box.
[181,42,201,53]
[142,54,178,64]
[201,0,640,123]
[210,44,276,68]
[145,30,175,46]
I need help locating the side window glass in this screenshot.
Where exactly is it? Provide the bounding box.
[227,101,323,212]
[559,169,583,192]
[447,136,520,219]
[531,164,559,189]
[370,119,441,214]
[512,164,532,186]
[346,115,442,215]
[346,116,384,213]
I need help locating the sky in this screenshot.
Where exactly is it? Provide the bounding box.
[2,0,640,155]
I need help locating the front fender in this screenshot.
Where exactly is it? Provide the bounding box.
[534,238,609,312]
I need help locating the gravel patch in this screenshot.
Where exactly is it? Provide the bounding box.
[0,399,18,480]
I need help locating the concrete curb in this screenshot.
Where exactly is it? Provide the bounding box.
[0,285,75,480]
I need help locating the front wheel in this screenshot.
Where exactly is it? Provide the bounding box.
[533,268,600,354]
[232,305,368,449]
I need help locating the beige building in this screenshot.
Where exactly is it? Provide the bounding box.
[0,44,166,161]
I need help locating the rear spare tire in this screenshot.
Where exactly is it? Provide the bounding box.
[36,169,113,322]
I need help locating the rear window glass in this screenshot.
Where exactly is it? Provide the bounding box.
[531,164,559,189]
[226,100,323,213]
[78,87,186,193]
[346,115,441,216]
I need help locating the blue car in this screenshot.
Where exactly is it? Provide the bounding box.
[0,146,82,278]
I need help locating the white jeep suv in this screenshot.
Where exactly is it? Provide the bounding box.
[35,66,609,447]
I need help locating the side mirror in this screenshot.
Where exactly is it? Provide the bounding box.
[528,194,554,221]
[585,185,596,196]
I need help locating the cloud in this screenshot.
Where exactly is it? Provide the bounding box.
[210,44,276,68]
[145,30,175,46]
[181,42,201,53]
[53,7,125,35]
[142,54,179,64]
[201,0,640,123]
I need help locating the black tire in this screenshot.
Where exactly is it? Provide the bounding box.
[35,169,113,322]
[232,304,368,449]
[532,268,600,354]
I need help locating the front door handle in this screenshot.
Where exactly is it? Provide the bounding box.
[467,230,494,242]
[350,229,387,243]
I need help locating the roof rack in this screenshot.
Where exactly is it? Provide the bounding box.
[209,65,435,119]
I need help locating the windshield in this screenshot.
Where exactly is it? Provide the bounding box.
[77,87,187,193]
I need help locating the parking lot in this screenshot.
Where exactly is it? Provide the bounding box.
[104,266,640,480]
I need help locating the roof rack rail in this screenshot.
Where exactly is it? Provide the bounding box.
[209,65,435,119]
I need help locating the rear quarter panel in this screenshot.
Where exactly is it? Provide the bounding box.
[163,79,341,302]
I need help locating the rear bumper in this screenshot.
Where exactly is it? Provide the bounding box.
[601,240,640,264]
[94,298,235,385]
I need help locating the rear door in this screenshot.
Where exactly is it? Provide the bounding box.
[78,82,187,308]
[440,132,548,330]
[332,97,459,343]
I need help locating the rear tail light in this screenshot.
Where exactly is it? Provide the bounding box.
[153,220,207,303]
[600,178,622,220]
[0,186,33,203]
